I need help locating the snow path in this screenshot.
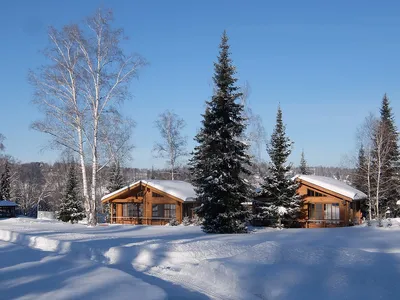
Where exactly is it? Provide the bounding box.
[1,218,400,299]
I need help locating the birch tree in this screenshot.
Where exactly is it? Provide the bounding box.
[153,110,187,180]
[355,113,377,220]
[31,9,145,226]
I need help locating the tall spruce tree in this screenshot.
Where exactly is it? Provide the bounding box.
[257,106,302,228]
[58,163,85,223]
[377,94,400,217]
[189,31,252,233]
[299,150,310,175]
[0,161,11,200]
[354,144,369,214]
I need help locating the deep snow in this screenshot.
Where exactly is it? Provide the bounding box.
[1,218,400,299]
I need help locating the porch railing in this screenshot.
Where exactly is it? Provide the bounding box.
[110,216,174,225]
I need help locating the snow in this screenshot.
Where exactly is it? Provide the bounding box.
[101,180,196,202]
[0,200,18,207]
[1,218,400,299]
[397,200,400,205]
[295,174,368,200]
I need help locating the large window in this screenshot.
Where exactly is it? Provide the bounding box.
[152,204,176,219]
[164,204,176,218]
[325,203,339,220]
[309,204,323,219]
[123,203,143,217]
[308,203,340,221]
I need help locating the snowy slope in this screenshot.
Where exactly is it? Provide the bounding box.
[1,218,400,299]
[0,240,166,300]
[295,174,367,200]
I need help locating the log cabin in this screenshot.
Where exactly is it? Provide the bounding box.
[295,175,367,228]
[0,200,18,218]
[101,180,196,225]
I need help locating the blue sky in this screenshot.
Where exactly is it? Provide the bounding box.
[1,0,400,168]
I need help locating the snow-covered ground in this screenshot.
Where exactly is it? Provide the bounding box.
[1,218,400,300]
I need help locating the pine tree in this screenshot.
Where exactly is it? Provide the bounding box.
[0,161,11,200]
[299,150,310,175]
[58,164,85,223]
[189,31,252,234]
[377,94,400,217]
[257,106,303,228]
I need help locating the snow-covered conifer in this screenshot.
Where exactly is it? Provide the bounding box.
[189,31,252,233]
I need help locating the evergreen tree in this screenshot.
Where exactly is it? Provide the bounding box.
[58,164,85,223]
[0,161,11,200]
[189,31,252,234]
[353,145,367,193]
[103,162,125,222]
[299,150,310,175]
[378,94,400,217]
[107,162,124,193]
[257,106,303,228]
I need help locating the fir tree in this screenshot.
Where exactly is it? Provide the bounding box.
[378,94,400,217]
[189,31,252,234]
[58,164,85,223]
[299,150,310,175]
[257,106,303,228]
[0,161,11,200]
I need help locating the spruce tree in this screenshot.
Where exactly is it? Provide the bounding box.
[107,162,124,193]
[0,161,11,200]
[353,145,367,193]
[58,164,85,223]
[377,94,400,217]
[189,31,252,234]
[257,106,302,228]
[299,150,310,175]
[103,162,124,222]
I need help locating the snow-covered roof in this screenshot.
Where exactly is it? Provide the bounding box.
[101,180,196,202]
[0,200,18,207]
[295,174,367,200]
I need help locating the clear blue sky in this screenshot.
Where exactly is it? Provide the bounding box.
[1,0,400,168]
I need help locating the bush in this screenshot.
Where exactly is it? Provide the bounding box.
[168,218,180,226]
[182,216,191,226]
[367,219,371,226]
[377,218,383,227]
[387,218,392,228]
[191,214,203,226]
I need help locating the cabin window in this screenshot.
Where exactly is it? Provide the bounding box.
[307,189,326,197]
[309,204,323,219]
[152,192,164,198]
[164,204,176,218]
[309,203,340,221]
[122,203,143,217]
[152,204,175,219]
[324,203,340,220]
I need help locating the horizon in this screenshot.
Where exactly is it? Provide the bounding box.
[1,0,400,169]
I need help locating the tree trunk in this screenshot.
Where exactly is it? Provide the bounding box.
[89,117,98,226]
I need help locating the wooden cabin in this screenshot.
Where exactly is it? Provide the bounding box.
[0,200,18,218]
[296,175,366,228]
[101,180,196,225]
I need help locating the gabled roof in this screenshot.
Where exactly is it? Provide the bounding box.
[0,200,18,207]
[101,180,196,202]
[295,174,367,200]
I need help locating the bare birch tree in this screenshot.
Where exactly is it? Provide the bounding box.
[153,110,187,180]
[355,113,377,220]
[31,9,145,226]
[240,82,267,166]
[372,120,392,219]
